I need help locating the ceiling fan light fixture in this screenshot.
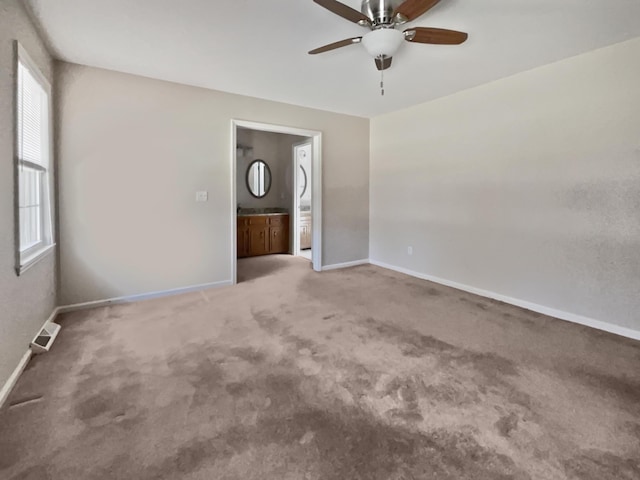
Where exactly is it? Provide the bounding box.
[361,28,404,58]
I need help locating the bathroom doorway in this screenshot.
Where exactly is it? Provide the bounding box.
[293,140,313,262]
[231,120,322,284]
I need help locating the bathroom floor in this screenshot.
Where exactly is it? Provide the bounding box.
[299,249,312,261]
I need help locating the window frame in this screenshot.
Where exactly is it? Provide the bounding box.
[14,42,55,276]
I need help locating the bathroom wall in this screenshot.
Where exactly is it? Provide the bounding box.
[236,128,307,211]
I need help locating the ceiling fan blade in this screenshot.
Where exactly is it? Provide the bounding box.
[313,0,371,25]
[375,56,393,71]
[404,27,468,45]
[393,0,441,22]
[308,37,362,54]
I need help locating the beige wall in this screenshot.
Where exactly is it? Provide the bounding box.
[0,1,57,388]
[370,38,640,332]
[56,63,370,305]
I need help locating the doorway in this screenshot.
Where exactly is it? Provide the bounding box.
[293,140,313,262]
[231,120,322,284]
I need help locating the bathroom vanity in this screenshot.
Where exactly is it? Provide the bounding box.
[299,210,312,250]
[237,210,290,258]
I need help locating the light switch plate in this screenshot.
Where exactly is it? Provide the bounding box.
[196,191,208,202]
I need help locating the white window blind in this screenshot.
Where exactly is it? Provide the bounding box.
[18,61,47,166]
[15,43,54,274]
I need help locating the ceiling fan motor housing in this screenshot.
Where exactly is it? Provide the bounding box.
[308,0,469,71]
[361,0,404,25]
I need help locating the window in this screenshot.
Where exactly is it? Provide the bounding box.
[15,43,54,275]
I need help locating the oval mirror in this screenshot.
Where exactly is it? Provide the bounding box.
[246,160,272,198]
[299,165,308,198]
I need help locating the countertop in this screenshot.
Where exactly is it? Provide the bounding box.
[238,208,289,217]
[238,212,289,217]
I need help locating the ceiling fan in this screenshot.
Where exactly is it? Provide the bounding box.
[309,0,468,72]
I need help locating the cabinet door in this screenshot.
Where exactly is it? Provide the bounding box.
[270,226,287,253]
[249,227,269,256]
[300,217,312,250]
[237,227,250,257]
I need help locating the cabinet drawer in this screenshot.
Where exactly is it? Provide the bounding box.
[238,216,269,227]
[269,215,286,226]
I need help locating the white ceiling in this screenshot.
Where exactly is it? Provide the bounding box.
[27,0,640,118]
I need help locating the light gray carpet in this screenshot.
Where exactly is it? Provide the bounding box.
[1,255,639,479]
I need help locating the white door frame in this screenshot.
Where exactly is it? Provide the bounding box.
[231,120,322,284]
[292,140,313,257]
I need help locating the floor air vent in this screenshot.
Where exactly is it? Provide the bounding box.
[30,322,61,354]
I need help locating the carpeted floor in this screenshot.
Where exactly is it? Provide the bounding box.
[1,255,639,479]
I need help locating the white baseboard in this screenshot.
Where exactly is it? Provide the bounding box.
[370,259,640,341]
[0,350,32,409]
[0,307,60,409]
[57,280,233,314]
[322,259,370,271]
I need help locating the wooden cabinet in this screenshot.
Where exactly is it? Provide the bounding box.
[237,214,289,258]
[300,211,312,250]
[237,226,251,257]
[249,227,269,256]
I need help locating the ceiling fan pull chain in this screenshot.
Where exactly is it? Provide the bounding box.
[379,56,385,96]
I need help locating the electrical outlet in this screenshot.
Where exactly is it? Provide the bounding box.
[407,246,413,256]
[195,191,208,202]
